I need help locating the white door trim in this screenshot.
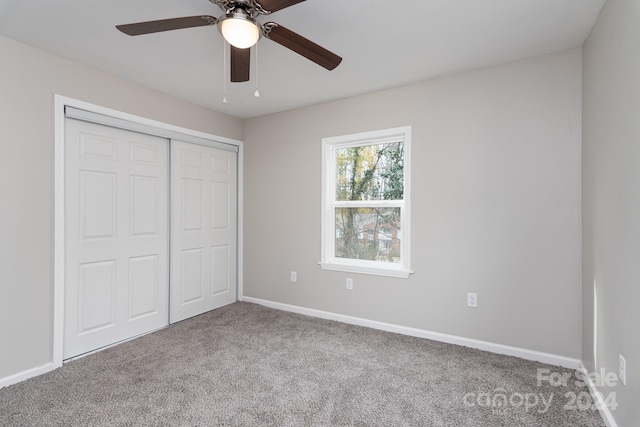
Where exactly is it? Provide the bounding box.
[53,94,244,369]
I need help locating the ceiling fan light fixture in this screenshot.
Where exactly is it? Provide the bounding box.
[219,13,260,49]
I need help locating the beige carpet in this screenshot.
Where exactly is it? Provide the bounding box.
[0,302,605,426]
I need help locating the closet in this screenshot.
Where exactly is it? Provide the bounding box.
[63,110,237,359]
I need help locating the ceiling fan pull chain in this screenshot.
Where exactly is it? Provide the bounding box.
[254,42,260,98]
[223,40,229,104]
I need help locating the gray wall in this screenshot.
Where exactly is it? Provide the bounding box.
[583,0,640,424]
[243,48,583,358]
[0,35,243,380]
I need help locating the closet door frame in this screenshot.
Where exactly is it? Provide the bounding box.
[53,95,243,368]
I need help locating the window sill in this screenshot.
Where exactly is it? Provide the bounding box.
[319,262,412,279]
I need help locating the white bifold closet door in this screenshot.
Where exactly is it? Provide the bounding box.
[64,119,169,359]
[170,140,237,323]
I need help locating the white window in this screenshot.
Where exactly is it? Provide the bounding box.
[321,126,411,278]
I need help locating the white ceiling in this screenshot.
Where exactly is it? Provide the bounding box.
[0,0,605,119]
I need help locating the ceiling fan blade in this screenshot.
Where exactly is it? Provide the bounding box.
[257,0,306,13]
[264,23,342,71]
[231,46,251,82]
[116,16,217,36]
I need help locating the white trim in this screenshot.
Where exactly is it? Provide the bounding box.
[319,261,411,278]
[53,95,66,369]
[53,94,244,373]
[64,107,238,153]
[57,97,242,148]
[578,362,619,427]
[322,128,410,146]
[320,126,412,278]
[237,143,244,301]
[0,363,55,389]
[241,296,582,370]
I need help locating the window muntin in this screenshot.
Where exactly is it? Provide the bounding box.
[321,127,411,278]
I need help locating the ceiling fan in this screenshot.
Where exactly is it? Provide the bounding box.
[116,0,342,83]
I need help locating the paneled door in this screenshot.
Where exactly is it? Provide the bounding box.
[170,140,237,323]
[64,119,169,359]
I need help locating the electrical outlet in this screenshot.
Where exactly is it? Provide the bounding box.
[346,278,353,290]
[619,355,627,386]
[467,293,478,308]
[290,271,297,283]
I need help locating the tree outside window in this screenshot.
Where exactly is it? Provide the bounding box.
[321,127,411,278]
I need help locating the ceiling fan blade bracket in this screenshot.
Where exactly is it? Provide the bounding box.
[253,2,272,15]
[209,0,227,6]
[203,16,218,26]
[262,22,278,37]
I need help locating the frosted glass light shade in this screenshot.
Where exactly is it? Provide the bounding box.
[220,17,260,49]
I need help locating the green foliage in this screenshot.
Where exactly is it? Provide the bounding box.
[335,142,404,201]
[380,144,404,200]
[334,142,404,262]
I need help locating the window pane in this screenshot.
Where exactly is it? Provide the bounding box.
[335,142,404,201]
[335,207,401,263]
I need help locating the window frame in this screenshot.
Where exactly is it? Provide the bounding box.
[320,126,411,278]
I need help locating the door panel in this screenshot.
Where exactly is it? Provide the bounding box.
[212,182,230,229]
[130,176,160,237]
[78,260,116,333]
[171,141,237,323]
[211,245,230,295]
[64,119,169,359]
[80,171,117,239]
[182,178,204,231]
[181,248,205,304]
[129,254,160,319]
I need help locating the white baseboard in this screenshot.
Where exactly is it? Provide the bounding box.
[0,363,55,389]
[241,296,582,370]
[578,362,619,427]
